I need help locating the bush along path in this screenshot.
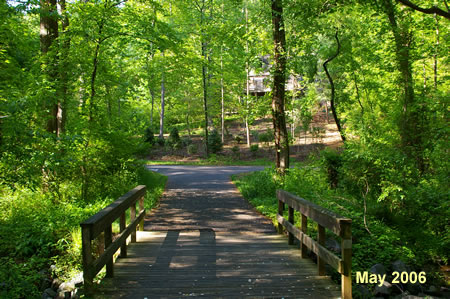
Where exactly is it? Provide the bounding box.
[232,165,450,298]
[0,166,166,299]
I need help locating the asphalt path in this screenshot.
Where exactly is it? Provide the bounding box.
[143,165,275,233]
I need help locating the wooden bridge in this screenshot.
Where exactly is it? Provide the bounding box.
[80,167,352,298]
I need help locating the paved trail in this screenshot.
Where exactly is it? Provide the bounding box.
[97,166,340,298]
[144,165,273,232]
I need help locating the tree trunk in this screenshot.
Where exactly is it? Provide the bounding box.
[434,14,439,90]
[221,53,225,143]
[159,51,165,139]
[245,117,250,147]
[40,0,59,135]
[245,3,251,148]
[323,30,346,143]
[202,41,209,156]
[383,0,424,172]
[271,0,289,174]
[146,51,155,126]
[89,41,100,123]
[59,0,69,134]
[220,3,225,144]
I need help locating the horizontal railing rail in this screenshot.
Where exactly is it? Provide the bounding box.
[80,185,147,293]
[276,189,352,299]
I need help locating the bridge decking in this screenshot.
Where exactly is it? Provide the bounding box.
[96,231,340,298]
[93,166,342,298]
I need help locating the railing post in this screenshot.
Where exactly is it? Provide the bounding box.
[104,224,114,278]
[277,199,285,234]
[120,212,127,258]
[300,214,308,258]
[130,202,136,243]
[341,221,352,299]
[81,225,93,294]
[288,206,294,245]
[139,195,145,231]
[318,224,325,275]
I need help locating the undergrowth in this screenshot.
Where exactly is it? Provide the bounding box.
[232,153,448,293]
[0,166,166,298]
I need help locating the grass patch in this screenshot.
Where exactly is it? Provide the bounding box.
[145,156,273,166]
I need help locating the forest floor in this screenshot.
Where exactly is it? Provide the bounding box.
[147,109,343,164]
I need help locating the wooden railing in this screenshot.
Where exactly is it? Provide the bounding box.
[276,189,352,299]
[80,185,147,293]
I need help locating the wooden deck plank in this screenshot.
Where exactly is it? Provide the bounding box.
[95,231,341,298]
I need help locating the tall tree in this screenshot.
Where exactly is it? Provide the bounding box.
[383,0,424,172]
[40,0,60,135]
[159,51,165,139]
[271,0,289,174]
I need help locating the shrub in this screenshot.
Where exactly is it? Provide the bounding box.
[231,145,240,158]
[259,129,274,144]
[251,130,260,142]
[235,135,242,144]
[156,136,165,146]
[250,144,259,156]
[168,127,181,149]
[144,127,155,145]
[320,148,341,189]
[181,136,192,147]
[187,144,197,155]
[208,130,223,154]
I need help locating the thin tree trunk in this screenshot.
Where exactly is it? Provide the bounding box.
[40,0,59,135]
[245,2,251,148]
[245,117,250,146]
[353,73,364,117]
[221,53,225,143]
[146,51,155,126]
[202,41,209,156]
[271,0,289,174]
[159,51,165,139]
[434,14,439,90]
[323,30,346,142]
[60,0,69,134]
[220,3,225,144]
[89,41,101,123]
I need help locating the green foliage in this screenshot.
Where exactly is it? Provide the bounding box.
[232,165,446,289]
[258,129,274,144]
[1,0,449,294]
[168,127,181,149]
[156,136,165,147]
[0,167,167,298]
[234,141,449,288]
[251,130,259,142]
[181,136,193,147]
[250,144,259,156]
[234,135,242,144]
[320,148,342,189]
[208,129,223,154]
[144,127,155,145]
[187,144,197,155]
[231,145,240,158]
